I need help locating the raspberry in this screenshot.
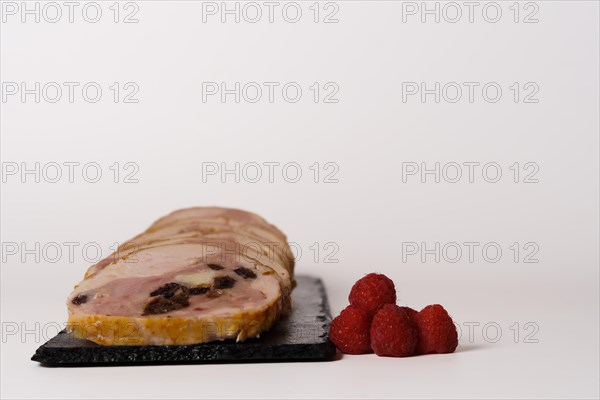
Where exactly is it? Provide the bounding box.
[329,305,372,354]
[370,304,418,357]
[348,273,396,317]
[398,306,418,321]
[415,304,458,355]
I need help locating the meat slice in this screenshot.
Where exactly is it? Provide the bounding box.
[66,208,294,346]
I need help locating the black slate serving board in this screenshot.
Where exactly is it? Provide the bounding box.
[31,275,336,366]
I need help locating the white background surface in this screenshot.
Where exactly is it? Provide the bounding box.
[1,1,599,398]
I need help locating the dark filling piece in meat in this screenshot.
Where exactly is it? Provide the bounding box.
[207,263,224,271]
[234,267,257,279]
[144,275,237,314]
[214,276,236,289]
[71,294,88,305]
[189,286,210,295]
[143,293,190,315]
[150,282,186,298]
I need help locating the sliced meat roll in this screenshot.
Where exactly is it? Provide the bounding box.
[67,208,294,346]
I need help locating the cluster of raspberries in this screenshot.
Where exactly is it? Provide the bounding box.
[329,273,458,357]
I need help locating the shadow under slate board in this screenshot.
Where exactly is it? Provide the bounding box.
[31,275,337,366]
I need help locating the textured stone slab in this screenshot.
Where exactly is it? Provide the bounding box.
[31,275,336,366]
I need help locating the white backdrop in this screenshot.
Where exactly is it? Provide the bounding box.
[1,1,599,398]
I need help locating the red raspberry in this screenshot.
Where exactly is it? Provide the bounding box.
[329,305,372,354]
[415,304,458,355]
[398,306,418,321]
[348,273,396,317]
[370,304,418,357]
